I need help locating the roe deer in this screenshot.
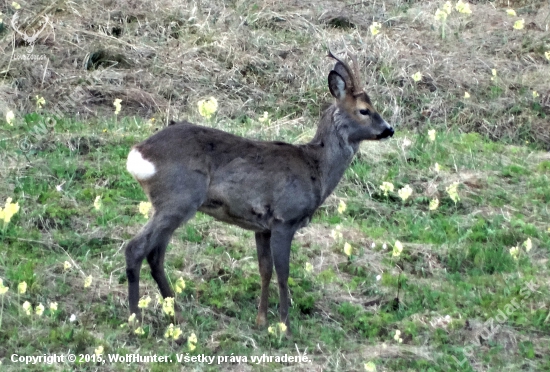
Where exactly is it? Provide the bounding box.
[125,51,394,334]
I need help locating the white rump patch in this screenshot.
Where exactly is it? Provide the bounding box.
[127,148,156,180]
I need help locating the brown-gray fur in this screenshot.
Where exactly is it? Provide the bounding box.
[125,53,394,335]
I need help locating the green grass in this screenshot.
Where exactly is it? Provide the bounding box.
[0,112,548,371]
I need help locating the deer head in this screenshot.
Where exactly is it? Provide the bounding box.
[327,50,394,142]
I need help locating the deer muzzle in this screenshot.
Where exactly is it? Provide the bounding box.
[377,125,394,140]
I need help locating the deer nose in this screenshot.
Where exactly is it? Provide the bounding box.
[378,126,394,139]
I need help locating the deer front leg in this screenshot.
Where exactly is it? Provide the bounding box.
[255,231,273,328]
[270,224,296,336]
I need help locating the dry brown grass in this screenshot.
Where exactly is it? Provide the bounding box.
[1,0,549,146]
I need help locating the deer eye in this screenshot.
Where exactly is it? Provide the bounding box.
[359,109,371,116]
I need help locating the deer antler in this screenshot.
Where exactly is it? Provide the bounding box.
[350,54,363,92]
[327,50,363,94]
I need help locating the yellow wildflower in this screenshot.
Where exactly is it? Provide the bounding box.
[0,279,8,295]
[164,323,175,338]
[532,91,539,98]
[380,182,394,196]
[435,9,447,21]
[35,96,46,109]
[428,129,436,142]
[491,69,497,81]
[509,246,519,260]
[18,281,27,294]
[172,326,182,340]
[174,277,186,294]
[49,302,58,311]
[337,200,347,214]
[128,313,137,323]
[464,92,470,99]
[164,323,182,340]
[446,182,460,204]
[277,322,287,333]
[456,0,472,14]
[22,301,32,315]
[5,110,15,126]
[188,332,197,351]
[369,22,381,36]
[139,201,152,219]
[364,361,377,372]
[523,238,532,252]
[393,329,403,343]
[134,326,145,335]
[429,198,439,211]
[258,112,269,123]
[0,197,20,224]
[330,225,343,240]
[442,1,452,15]
[113,99,122,115]
[84,275,93,288]
[506,9,517,16]
[545,51,550,60]
[94,346,104,356]
[94,195,102,211]
[343,242,353,257]
[304,262,313,273]
[392,240,403,257]
[162,297,175,316]
[12,2,21,10]
[197,97,218,119]
[513,19,524,30]
[434,163,440,173]
[63,261,72,271]
[411,72,422,82]
[138,295,151,309]
[35,303,44,316]
[398,185,413,202]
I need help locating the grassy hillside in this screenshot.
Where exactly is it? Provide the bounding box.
[1,0,549,371]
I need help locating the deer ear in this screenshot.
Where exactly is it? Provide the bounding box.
[328,71,347,100]
[333,62,353,89]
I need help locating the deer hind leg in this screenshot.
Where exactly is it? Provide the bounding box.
[255,231,273,327]
[126,210,190,315]
[126,170,208,315]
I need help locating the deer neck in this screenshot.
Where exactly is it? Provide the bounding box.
[308,106,359,202]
